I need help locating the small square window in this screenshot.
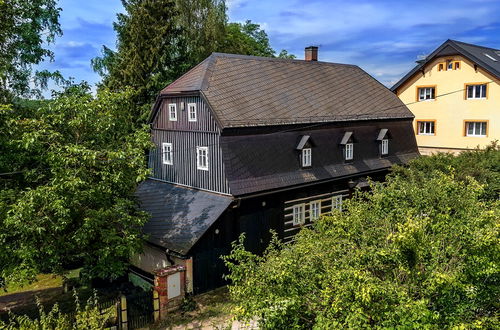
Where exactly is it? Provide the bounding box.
[417,87,435,101]
[168,104,177,121]
[332,195,343,211]
[309,201,321,221]
[381,139,389,155]
[188,103,197,122]
[292,204,305,226]
[302,148,312,167]
[196,146,209,171]
[465,122,487,137]
[162,143,173,165]
[345,143,353,160]
[438,63,444,71]
[454,61,460,70]
[417,121,435,135]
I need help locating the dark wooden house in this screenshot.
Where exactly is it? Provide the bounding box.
[133,47,419,294]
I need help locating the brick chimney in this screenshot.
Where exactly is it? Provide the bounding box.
[305,46,318,61]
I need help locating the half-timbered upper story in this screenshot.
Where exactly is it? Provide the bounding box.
[148,50,419,198]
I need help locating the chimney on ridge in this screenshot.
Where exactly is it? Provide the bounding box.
[305,46,318,61]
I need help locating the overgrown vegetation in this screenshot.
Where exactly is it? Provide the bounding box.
[224,146,500,328]
[0,292,111,329]
[0,84,152,285]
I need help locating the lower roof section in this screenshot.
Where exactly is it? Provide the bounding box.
[225,153,419,196]
[136,179,233,255]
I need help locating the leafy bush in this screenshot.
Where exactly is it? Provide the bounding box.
[0,292,111,329]
[224,152,499,328]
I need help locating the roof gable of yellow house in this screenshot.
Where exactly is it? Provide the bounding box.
[391,39,500,154]
[392,39,500,92]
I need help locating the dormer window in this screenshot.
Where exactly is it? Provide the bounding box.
[340,131,354,161]
[296,135,314,168]
[302,148,312,167]
[345,143,353,160]
[168,103,177,121]
[376,128,390,156]
[381,139,388,155]
[188,103,197,122]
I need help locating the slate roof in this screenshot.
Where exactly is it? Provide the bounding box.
[220,121,419,196]
[158,53,414,128]
[135,180,232,255]
[391,39,500,92]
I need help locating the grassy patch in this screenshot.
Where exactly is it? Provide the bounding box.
[0,274,63,297]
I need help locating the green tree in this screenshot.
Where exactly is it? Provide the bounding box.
[0,0,62,103]
[220,20,275,57]
[92,1,294,117]
[91,0,183,120]
[0,84,151,285]
[224,151,500,328]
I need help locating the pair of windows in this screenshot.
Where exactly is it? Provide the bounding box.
[300,140,387,167]
[417,120,488,137]
[168,103,197,122]
[162,143,209,170]
[417,84,488,102]
[292,195,343,226]
[300,144,353,167]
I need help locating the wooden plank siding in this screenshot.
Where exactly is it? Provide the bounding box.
[283,190,349,243]
[149,96,231,195]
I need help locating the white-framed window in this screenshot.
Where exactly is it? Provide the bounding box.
[417,87,435,101]
[162,143,173,165]
[168,103,177,121]
[466,84,487,99]
[196,146,209,171]
[465,121,487,137]
[381,139,389,155]
[188,103,197,122]
[309,201,321,221]
[302,148,312,167]
[332,195,343,211]
[417,121,435,135]
[292,204,305,226]
[345,143,353,160]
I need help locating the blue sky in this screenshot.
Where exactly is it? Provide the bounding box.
[39,0,500,94]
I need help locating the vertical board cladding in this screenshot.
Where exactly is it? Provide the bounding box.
[149,96,231,195]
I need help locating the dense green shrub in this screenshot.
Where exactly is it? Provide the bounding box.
[224,149,499,328]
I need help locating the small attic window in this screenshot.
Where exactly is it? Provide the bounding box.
[296,135,313,168]
[484,53,498,62]
[340,132,354,161]
[438,63,444,71]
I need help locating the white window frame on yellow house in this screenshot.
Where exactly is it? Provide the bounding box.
[464,120,488,137]
[416,120,436,136]
[416,85,436,102]
[465,83,488,100]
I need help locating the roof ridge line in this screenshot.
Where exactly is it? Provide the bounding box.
[210,52,358,68]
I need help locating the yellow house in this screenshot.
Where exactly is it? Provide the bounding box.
[392,39,500,154]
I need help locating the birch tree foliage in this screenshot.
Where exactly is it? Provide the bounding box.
[0,0,63,103]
